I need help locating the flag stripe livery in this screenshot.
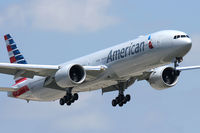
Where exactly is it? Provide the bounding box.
[4,34,28,64]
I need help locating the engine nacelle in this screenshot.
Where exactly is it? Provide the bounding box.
[148,66,179,90]
[55,64,86,88]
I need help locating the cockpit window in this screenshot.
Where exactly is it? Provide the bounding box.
[173,35,190,39]
[181,35,186,38]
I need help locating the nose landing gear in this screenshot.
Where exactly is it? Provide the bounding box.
[174,57,183,68]
[173,57,183,76]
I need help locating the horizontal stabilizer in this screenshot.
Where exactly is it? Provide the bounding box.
[0,87,17,92]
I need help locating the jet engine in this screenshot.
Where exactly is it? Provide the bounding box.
[148,66,180,90]
[55,64,86,88]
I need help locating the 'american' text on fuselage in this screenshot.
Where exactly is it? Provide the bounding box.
[107,41,145,63]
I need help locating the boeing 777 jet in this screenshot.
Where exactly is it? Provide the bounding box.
[0,30,199,107]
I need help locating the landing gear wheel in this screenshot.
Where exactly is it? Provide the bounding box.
[63,96,67,103]
[122,98,127,104]
[70,98,75,103]
[59,88,80,106]
[115,96,120,104]
[111,93,131,107]
[59,98,65,106]
[111,80,134,107]
[112,99,117,107]
[66,101,71,106]
[119,102,123,107]
[73,93,79,101]
[125,94,131,102]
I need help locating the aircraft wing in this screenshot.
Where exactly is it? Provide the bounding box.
[0,63,59,78]
[176,66,200,71]
[0,63,107,79]
[137,65,200,81]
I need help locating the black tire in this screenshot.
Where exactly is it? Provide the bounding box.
[66,101,71,106]
[119,102,123,107]
[125,94,131,102]
[71,98,75,103]
[73,93,79,101]
[112,99,117,107]
[116,96,120,104]
[59,98,65,106]
[123,98,127,104]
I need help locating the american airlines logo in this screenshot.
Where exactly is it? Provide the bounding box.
[148,35,154,49]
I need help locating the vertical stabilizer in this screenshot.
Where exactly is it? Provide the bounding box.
[4,34,28,64]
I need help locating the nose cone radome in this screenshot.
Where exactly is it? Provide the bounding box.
[176,38,192,57]
[185,38,192,48]
[182,38,192,52]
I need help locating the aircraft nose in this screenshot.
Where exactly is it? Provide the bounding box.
[183,38,192,50]
[176,38,192,56]
[172,35,192,58]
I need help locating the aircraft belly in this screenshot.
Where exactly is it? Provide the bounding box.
[32,87,65,101]
[18,78,65,101]
[73,80,118,92]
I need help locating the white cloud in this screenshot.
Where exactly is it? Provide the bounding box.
[0,0,117,32]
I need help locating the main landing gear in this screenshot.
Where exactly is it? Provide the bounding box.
[59,88,79,106]
[111,81,132,107]
[112,93,131,107]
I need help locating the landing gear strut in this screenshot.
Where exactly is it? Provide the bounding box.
[112,81,132,107]
[59,88,79,106]
[174,57,183,76]
[174,57,183,68]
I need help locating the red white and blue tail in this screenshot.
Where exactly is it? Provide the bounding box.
[4,34,28,64]
[4,34,28,84]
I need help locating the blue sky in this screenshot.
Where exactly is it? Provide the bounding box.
[0,0,200,133]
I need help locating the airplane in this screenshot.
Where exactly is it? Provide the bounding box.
[0,30,199,107]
